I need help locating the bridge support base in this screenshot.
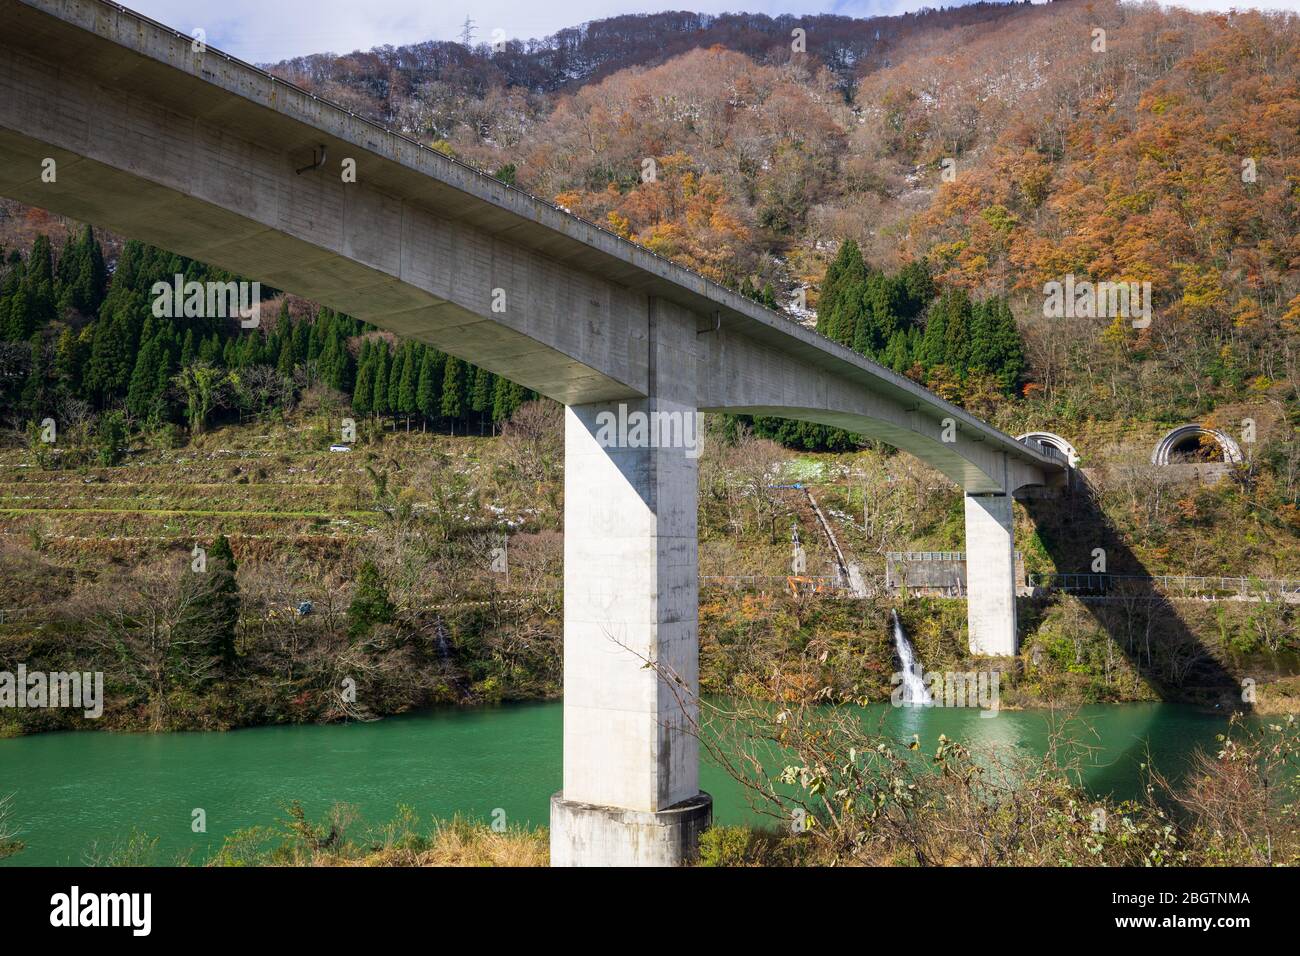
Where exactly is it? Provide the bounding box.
[553,298,703,866]
[550,791,712,866]
[964,493,1018,656]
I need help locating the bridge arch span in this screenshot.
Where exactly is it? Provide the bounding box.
[1017,431,1080,468]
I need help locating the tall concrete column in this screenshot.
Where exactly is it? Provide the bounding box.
[964,493,1018,656]
[550,298,712,866]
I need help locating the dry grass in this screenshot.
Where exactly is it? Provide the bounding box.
[203,806,548,867]
[350,820,549,867]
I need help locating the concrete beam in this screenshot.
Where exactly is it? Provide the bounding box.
[553,298,711,865]
[550,792,712,867]
[964,494,1018,656]
[699,326,1048,493]
[0,20,647,405]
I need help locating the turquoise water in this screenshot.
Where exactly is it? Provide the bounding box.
[0,701,1233,865]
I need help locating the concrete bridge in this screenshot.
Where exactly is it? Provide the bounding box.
[0,0,1065,865]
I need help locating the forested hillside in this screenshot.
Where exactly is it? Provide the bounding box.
[274,0,1299,439]
[0,0,1297,471]
[267,5,1026,106]
[1,0,1299,739]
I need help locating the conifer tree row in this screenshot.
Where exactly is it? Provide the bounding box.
[814,240,1025,399]
[0,231,533,436]
[733,240,1027,451]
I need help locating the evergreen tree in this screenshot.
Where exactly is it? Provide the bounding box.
[198,333,221,364]
[55,225,107,317]
[371,346,391,416]
[386,343,404,413]
[292,315,311,370]
[896,258,934,319]
[969,297,1025,394]
[397,345,417,420]
[883,329,912,374]
[492,376,527,423]
[54,328,82,391]
[440,356,466,421]
[817,239,866,341]
[940,289,972,377]
[82,310,131,403]
[95,410,128,466]
[416,348,440,422]
[127,327,168,422]
[20,333,49,413]
[352,351,375,416]
[347,559,394,641]
[276,335,294,379]
[197,534,240,665]
[25,235,56,327]
[917,298,949,372]
[861,272,904,353]
[3,285,32,341]
[470,365,493,425]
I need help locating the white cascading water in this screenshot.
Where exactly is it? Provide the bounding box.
[892,609,931,705]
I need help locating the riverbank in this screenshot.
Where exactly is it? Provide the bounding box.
[3,581,1297,740]
[3,410,1298,741]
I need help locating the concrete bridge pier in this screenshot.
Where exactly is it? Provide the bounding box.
[550,300,712,866]
[964,493,1018,656]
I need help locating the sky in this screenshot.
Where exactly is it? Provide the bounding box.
[124,0,1300,63]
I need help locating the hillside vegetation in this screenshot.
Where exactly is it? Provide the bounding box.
[0,1,1298,737]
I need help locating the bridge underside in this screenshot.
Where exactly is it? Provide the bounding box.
[1,0,1065,867]
[711,405,1033,493]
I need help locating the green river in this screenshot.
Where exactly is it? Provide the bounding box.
[0,701,1235,866]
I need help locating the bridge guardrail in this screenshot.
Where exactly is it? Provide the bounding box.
[1027,572,1300,598]
[887,551,1025,562]
[700,574,848,591]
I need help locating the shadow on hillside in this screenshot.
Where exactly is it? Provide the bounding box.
[1021,479,1246,710]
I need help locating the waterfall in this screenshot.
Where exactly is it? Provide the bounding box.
[433,616,467,698]
[892,609,930,705]
[434,617,453,663]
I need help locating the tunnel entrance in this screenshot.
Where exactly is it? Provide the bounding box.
[1151,424,1243,466]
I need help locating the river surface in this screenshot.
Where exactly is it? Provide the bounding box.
[0,700,1234,865]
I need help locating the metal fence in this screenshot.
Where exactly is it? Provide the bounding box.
[1027,572,1300,598]
[886,551,965,563]
[886,551,1025,563]
[700,574,847,592]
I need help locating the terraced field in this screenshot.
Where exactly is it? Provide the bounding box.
[0,414,858,612]
[0,420,527,607]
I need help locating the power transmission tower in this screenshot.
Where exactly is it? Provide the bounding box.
[459,16,476,47]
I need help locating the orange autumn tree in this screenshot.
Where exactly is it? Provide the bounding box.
[554,153,752,282]
[528,44,846,283]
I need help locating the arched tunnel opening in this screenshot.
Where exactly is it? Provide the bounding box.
[1151,424,1243,466]
[1167,433,1225,463]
